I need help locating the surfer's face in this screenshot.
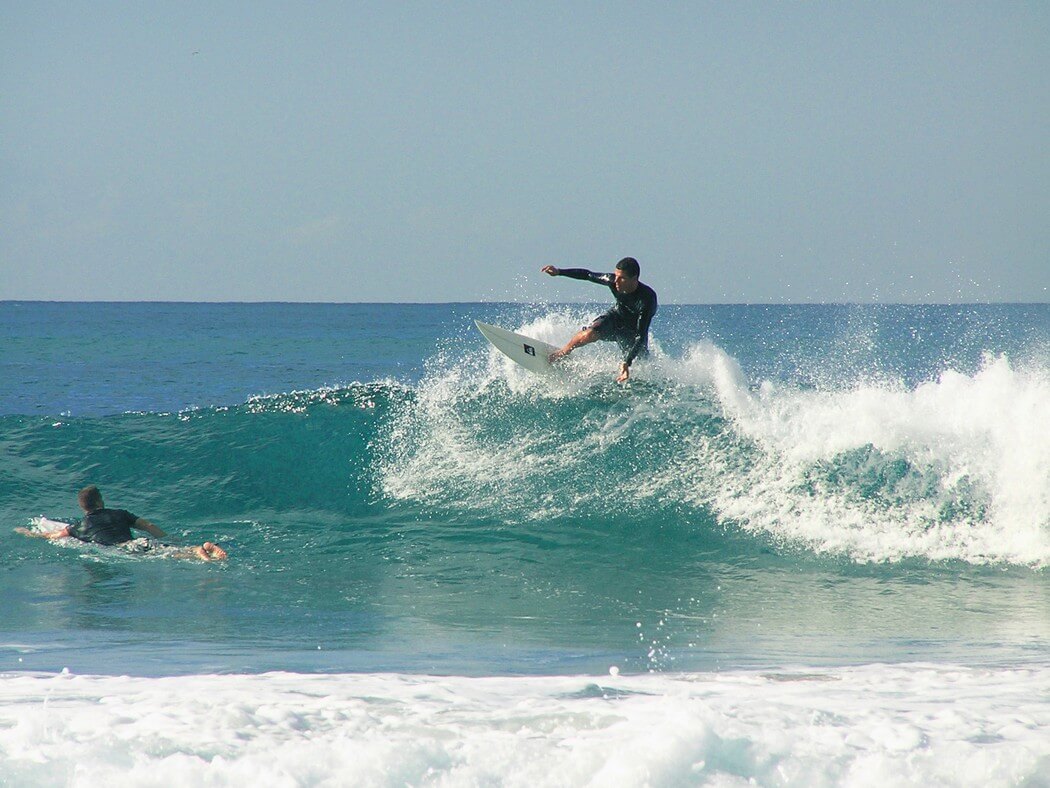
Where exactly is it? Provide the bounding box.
[613,269,639,294]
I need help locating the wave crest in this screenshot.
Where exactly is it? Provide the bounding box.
[377,327,1049,567]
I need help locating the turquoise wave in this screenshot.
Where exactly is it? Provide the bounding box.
[4,358,1042,568]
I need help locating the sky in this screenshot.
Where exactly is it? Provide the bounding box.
[1,2,1047,303]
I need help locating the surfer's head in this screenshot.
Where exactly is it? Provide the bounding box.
[78,485,104,512]
[614,257,640,293]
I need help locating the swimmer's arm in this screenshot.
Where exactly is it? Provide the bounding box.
[15,525,71,539]
[133,518,167,538]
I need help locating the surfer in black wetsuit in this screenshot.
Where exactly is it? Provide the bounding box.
[16,485,227,561]
[541,257,657,382]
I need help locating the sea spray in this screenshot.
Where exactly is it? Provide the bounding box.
[378,315,1049,566]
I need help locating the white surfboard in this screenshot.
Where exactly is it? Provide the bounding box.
[475,321,559,375]
[30,516,73,533]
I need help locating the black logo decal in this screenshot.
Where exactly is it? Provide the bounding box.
[523,344,536,356]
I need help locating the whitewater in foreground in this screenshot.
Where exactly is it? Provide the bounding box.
[3,665,1048,786]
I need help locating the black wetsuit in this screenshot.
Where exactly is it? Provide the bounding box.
[559,269,658,366]
[67,508,140,546]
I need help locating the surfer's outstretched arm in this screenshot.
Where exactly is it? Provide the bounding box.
[541,266,610,285]
[15,525,71,540]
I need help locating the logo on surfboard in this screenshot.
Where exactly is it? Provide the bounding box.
[523,344,536,356]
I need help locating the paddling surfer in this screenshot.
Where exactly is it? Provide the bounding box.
[16,485,227,561]
[541,257,657,382]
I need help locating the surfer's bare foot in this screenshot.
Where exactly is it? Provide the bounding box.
[195,542,227,561]
[548,348,568,363]
[203,542,227,560]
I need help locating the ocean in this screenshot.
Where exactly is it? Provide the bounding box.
[1,301,1047,786]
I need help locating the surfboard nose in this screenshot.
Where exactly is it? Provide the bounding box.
[475,321,558,376]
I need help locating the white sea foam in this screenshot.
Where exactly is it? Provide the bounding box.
[669,346,1050,565]
[378,310,618,514]
[1,665,1046,786]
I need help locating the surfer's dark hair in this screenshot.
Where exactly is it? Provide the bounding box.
[615,257,640,278]
[78,485,103,511]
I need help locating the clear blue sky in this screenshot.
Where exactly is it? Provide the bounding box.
[2,2,1046,303]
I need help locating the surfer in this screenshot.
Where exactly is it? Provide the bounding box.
[15,485,228,561]
[541,257,657,382]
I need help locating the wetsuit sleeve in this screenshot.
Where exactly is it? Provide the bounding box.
[557,269,614,286]
[66,520,87,541]
[623,292,657,367]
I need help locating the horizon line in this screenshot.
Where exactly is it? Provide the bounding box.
[2,299,1048,307]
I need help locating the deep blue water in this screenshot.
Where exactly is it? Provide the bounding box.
[1,302,1047,676]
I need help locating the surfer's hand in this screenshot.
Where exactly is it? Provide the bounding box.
[541,265,560,277]
[616,363,630,383]
[15,526,65,539]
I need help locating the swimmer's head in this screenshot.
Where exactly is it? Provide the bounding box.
[78,485,104,512]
